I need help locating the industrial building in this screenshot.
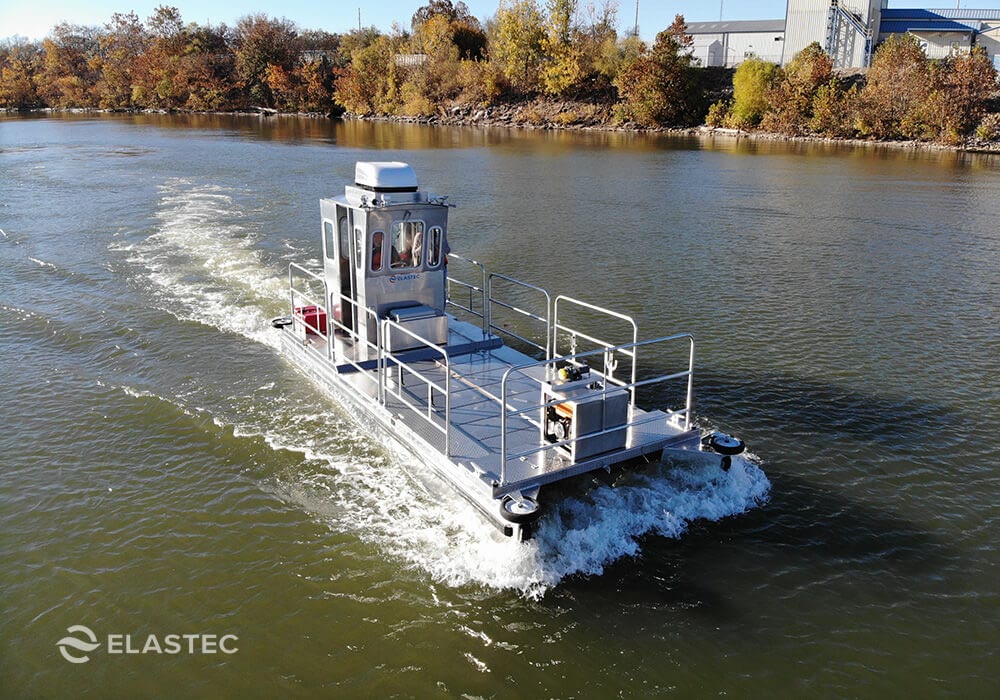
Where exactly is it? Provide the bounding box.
[687,1,1000,69]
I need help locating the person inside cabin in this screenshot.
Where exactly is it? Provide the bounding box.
[371,231,383,271]
[411,228,423,267]
[390,226,408,268]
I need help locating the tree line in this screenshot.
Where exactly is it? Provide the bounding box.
[1,1,997,145]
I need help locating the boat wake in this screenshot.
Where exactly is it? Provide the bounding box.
[125,179,771,599]
[116,178,288,347]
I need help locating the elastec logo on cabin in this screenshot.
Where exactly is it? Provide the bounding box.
[56,624,238,663]
[389,273,419,283]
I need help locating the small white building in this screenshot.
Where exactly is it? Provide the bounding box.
[687,20,786,67]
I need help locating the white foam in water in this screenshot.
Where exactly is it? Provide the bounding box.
[124,179,771,599]
[121,179,287,346]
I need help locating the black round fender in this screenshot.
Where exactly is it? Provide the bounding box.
[704,432,746,457]
[499,495,542,524]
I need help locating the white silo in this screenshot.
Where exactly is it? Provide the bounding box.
[783,0,886,68]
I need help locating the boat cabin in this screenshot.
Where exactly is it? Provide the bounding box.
[320,162,450,357]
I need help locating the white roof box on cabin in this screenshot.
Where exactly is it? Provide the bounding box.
[355,162,418,192]
[345,161,433,207]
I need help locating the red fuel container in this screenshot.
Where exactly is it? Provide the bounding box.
[294,305,327,335]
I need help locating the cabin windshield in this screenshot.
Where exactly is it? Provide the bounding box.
[390,220,424,268]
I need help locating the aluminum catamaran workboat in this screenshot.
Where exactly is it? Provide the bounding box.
[272,162,746,540]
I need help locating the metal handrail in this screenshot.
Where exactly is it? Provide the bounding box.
[444,253,488,334]
[487,272,552,359]
[380,318,452,457]
[553,294,639,392]
[328,294,382,397]
[288,263,332,359]
[498,333,695,486]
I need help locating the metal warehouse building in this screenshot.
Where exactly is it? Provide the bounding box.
[686,1,1000,69]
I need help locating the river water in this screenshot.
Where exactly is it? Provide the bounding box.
[1,114,997,698]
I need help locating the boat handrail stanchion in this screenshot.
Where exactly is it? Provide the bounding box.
[323,278,332,361]
[487,272,552,359]
[552,295,639,390]
[685,335,695,431]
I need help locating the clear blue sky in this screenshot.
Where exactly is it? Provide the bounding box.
[2,1,999,42]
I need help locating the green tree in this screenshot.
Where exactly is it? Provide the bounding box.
[489,0,546,92]
[613,19,701,127]
[728,56,782,128]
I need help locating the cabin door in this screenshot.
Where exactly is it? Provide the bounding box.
[323,204,357,334]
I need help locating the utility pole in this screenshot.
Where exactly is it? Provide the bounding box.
[633,0,639,38]
[720,1,724,22]
[358,8,361,32]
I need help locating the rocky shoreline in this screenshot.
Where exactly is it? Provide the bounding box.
[6,103,1000,154]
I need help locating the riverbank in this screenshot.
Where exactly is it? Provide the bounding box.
[6,103,1000,154]
[337,98,1000,155]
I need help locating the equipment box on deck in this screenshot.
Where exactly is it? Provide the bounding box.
[541,380,629,461]
[387,304,448,350]
[295,305,327,336]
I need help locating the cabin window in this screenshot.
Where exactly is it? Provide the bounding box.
[323,221,336,260]
[371,231,385,272]
[427,226,442,267]
[390,220,424,269]
[338,217,350,263]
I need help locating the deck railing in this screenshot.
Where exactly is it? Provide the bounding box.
[445,254,488,333]
[288,258,693,492]
[487,273,551,359]
[380,318,452,456]
[288,263,331,358]
[497,333,695,488]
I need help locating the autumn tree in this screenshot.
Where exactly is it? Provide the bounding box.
[920,47,998,143]
[761,42,833,134]
[0,38,43,108]
[540,0,584,96]
[489,0,546,92]
[97,12,147,109]
[410,0,486,58]
[858,34,931,139]
[613,19,701,127]
[809,79,861,137]
[233,14,299,107]
[131,5,186,108]
[576,0,621,85]
[334,34,403,114]
[182,23,237,110]
[37,24,102,107]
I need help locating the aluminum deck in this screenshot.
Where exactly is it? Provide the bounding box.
[293,316,698,499]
